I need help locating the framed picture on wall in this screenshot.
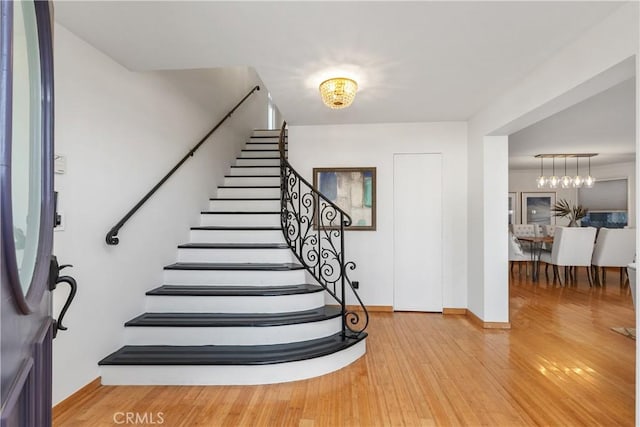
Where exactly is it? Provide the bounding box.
[521,192,556,225]
[312,167,376,230]
[508,192,518,225]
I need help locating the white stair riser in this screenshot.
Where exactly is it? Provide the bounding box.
[164,269,306,285]
[208,199,280,211]
[217,187,280,198]
[177,248,293,263]
[253,130,281,136]
[240,151,281,159]
[250,134,280,140]
[100,340,365,386]
[246,143,281,150]
[190,229,284,243]
[123,317,341,346]
[145,293,324,313]
[228,167,280,176]
[235,158,280,167]
[224,176,280,186]
[200,213,280,227]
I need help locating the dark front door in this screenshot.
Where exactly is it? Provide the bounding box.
[1,1,55,426]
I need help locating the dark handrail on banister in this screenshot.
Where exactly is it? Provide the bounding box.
[105,85,260,245]
[278,121,369,337]
[278,123,352,225]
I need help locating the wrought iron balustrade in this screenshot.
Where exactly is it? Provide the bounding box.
[278,122,368,337]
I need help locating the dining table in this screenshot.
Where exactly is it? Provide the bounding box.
[517,236,553,282]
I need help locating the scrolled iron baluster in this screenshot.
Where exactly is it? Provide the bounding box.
[302,235,319,269]
[344,261,368,335]
[277,121,368,338]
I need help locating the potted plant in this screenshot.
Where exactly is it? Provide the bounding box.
[552,199,588,227]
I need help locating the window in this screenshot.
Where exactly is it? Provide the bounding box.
[579,178,628,228]
[267,93,275,129]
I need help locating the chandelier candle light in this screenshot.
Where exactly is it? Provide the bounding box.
[534,154,597,189]
[319,77,358,109]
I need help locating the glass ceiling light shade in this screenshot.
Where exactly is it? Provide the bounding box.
[584,157,596,188]
[560,157,571,189]
[548,157,559,189]
[536,157,546,188]
[319,77,358,109]
[573,157,583,188]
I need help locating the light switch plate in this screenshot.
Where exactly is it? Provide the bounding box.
[54,155,66,174]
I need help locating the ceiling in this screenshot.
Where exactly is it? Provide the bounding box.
[54,1,627,126]
[509,78,636,170]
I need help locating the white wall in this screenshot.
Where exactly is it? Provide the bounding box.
[288,122,468,310]
[509,161,636,227]
[52,24,268,404]
[467,2,638,322]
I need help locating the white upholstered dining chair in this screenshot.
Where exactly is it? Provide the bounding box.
[541,224,556,237]
[509,231,533,276]
[511,224,540,238]
[591,228,635,286]
[540,226,597,286]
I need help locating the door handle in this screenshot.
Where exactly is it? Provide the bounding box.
[49,256,78,338]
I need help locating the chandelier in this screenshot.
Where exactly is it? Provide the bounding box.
[535,154,597,189]
[319,77,358,109]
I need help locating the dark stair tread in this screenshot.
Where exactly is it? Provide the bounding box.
[224,175,280,178]
[218,185,280,188]
[124,306,341,327]
[209,198,280,201]
[178,243,289,249]
[146,284,323,297]
[163,262,304,271]
[230,165,279,169]
[200,211,281,214]
[190,226,282,231]
[99,332,365,366]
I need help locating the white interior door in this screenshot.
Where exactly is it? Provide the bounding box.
[393,153,443,312]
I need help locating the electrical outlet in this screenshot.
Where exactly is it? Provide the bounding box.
[352,281,359,289]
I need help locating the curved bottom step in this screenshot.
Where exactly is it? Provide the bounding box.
[99,334,366,385]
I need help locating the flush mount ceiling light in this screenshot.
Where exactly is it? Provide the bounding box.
[319,77,358,109]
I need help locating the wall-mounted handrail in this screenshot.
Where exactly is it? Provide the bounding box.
[278,121,368,337]
[105,85,260,245]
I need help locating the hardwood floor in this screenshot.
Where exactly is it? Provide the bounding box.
[53,268,635,426]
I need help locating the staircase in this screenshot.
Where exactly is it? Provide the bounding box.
[99,129,367,385]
